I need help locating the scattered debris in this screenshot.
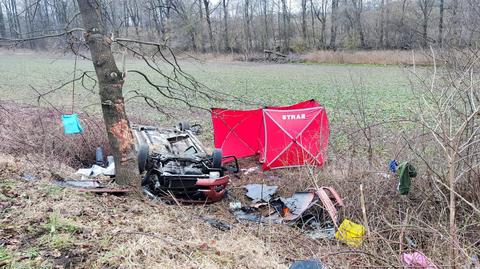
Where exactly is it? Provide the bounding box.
[244,184,278,203]
[397,162,417,195]
[76,188,131,194]
[61,114,83,134]
[264,49,287,62]
[52,178,130,194]
[95,147,105,166]
[203,217,232,231]
[389,159,398,173]
[242,166,260,175]
[405,235,417,248]
[305,227,335,240]
[289,259,324,269]
[335,219,366,247]
[471,255,480,268]
[20,172,37,181]
[402,251,437,269]
[53,178,102,189]
[234,209,264,223]
[282,192,316,221]
[229,201,242,210]
[235,186,344,238]
[75,163,115,177]
[378,172,391,179]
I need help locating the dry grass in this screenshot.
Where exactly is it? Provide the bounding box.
[1,135,479,268]
[0,156,288,268]
[173,49,434,66]
[300,50,433,66]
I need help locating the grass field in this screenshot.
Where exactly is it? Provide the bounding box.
[0,53,415,125]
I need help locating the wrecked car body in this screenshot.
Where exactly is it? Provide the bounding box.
[132,123,238,203]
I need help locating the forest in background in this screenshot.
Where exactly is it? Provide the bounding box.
[0,0,479,54]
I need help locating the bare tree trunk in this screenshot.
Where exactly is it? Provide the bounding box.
[203,0,215,52]
[438,0,444,47]
[54,0,67,26]
[281,0,289,53]
[321,19,326,48]
[123,0,129,37]
[262,0,268,49]
[0,2,6,37]
[301,0,307,45]
[312,0,327,49]
[418,0,434,48]
[379,0,385,48]
[23,0,35,49]
[244,0,252,53]
[8,0,21,38]
[451,0,459,46]
[222,0,229,51]
[76,0,139,187]
[422,16,428,48]
[351,0,365,48]
[329,0,338,49]
[310,0,316,48]
[150,1,163,39]
[198,0,206,52]
[385,0,390,48]
[41,0,50,31]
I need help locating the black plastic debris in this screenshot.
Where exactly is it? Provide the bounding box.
[244,184,278,203]
[203,217,232,231]
[289,260,323,269]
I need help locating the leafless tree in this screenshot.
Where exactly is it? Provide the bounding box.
[1,1,480,57]
[416,0,434,48]
[329,0,338,49]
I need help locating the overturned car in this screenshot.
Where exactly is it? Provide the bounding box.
[132,123,238,203]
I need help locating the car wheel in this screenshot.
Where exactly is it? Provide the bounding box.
[137,143,149,173]
[212,148,222,169]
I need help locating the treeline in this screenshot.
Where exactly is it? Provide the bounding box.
[0,0,478,53]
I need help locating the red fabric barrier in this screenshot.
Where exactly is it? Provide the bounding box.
[211,100,329,170]
[211,108,263,158]
[261,106,329,170]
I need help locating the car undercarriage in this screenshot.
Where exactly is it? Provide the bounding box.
[132,123,237,203]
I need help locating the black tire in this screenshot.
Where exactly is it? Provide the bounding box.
[212,148,222,169]
[137,143,149,173]
[178,121,190,131]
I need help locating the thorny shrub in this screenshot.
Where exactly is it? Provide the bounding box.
[299,48,480,267]
[0,101,110,168]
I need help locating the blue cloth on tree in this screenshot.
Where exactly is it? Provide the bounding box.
[388,159,398,173]
[61,114,83,134]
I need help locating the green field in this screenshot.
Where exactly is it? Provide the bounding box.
[0,53,414,125]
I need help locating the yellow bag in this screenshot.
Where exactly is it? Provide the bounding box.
[335,219,365,247]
